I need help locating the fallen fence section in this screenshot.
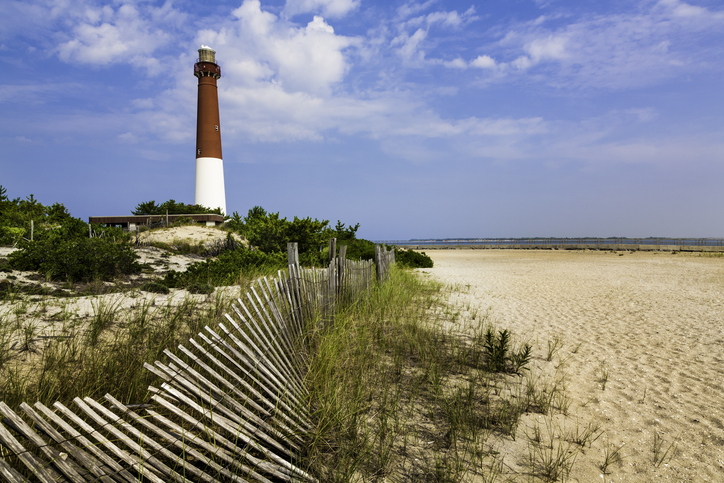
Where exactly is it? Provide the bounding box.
[0,240,395,483]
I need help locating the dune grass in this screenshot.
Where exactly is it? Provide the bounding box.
[1,264,574,481]
[0,271,270,410]
[302,267,568,481]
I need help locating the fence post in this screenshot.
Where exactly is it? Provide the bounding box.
[287,242,303,325]
[326,239,337,322]
[328,238,336,264]
[338,245,347,301]
[287,242,299,268]
[374,244,381,282]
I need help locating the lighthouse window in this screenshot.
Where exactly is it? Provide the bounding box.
[197,149,201,155]
[215,125,219,131]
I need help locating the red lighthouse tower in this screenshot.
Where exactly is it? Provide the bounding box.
[194,45,226,214]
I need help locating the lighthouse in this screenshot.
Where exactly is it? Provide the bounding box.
[194,46,227,215]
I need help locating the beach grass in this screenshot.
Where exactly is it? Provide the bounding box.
[1,260,571,481]
[301,266,568,481]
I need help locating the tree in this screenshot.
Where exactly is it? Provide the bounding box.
[131,200,160,215]
[131,199,224,216]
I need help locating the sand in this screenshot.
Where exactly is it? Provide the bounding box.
[423,249,724,482]
[137,225,245,247]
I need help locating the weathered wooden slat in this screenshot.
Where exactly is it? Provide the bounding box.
[0,419,62,483]
[71,398,170,483]
[248,286,305,387]
[83,397,218,483]
[0,402,87,483]
[235,293,302,391]
[189,337,272,412]
[196,332,294,415]
[155,359,298,457]
[216,321,305,409]
[261,277,298,360]
[143,407,267,483]
[0,455,25,483]
[103,394,252,483]
[149,393,302,482]
[256,280,301,367]
[226,307,305,401]
[278,270,303,337]
[20,403,117,483]
[53,401,164,483]
[175,344,271,417]
[0,402,85,483]
[259,279,308,383]
[204,326,278,393]
[157,382,317,483]
[164,349,302,444]
[156,381,295,466]
[34,402,136,483]
[188,337,311,433]
[229,303,299,395]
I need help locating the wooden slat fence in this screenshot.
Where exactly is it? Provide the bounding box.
[0,240,395,483]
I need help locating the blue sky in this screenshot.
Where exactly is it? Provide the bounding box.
[1,0,723,239]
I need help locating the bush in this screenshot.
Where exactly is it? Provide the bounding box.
[132,199,224,216]
[395,248,434,269]
[140,281,170,294]
[483,328,532,374]
[163,246,286,288]
[9,237,141,282]
[187,282,214,294]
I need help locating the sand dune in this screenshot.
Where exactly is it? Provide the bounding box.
[425,249,724,482]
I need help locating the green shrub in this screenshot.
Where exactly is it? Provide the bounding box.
[140,281,170,294]
[132,199,224,216]
[483,328,531,374]
[163,246,285,288]
[395,248,434,268]
[9,237,141,282]
[187,282,214,294]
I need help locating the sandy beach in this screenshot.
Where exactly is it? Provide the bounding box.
[424,249,724,482]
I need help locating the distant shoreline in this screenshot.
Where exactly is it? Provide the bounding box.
[376,237,724,252]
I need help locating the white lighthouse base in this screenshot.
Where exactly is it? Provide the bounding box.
[195,157,227,215]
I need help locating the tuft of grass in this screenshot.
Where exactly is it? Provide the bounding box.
[546,336,562,361]
[87,296,123,345]
[565,419,603,447]
[598,362,609,391]
[527,420,580,483]
[653,431,676,467]
[600,440,625,474]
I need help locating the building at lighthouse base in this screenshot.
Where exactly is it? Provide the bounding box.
[195,157,226,215]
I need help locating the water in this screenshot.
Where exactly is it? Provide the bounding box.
[374,237,724,248]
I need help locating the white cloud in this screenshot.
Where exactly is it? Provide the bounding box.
[396,1,439,20]
[118,132,138,143]
[56,2,177,70]
[470,55,496,69]
[283,0,360,19]
[526,34,568,62]
[657,0,707,18]
[481,0,724,89]
[392,28,428,63]
[213,0,357,95]
[443,58,467,69]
